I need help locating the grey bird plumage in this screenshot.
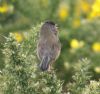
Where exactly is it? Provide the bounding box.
[37,21,61,71]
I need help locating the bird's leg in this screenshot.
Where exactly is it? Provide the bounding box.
[48,65,51,72]
[47,62,54,72]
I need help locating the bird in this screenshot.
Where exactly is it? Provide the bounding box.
[37,21,61,71]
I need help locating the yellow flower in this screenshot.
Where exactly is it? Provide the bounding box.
[89,0,100,19]
[72,19,81,28]
[0,4,8,13]
[92,42,100,52]
[70,39,84,49]
[94,67,100,73]
[90,11,100,19]
[81,1,91,13]
[0,3,14,14]
[58,3,68,21]
[13,32,23,42]
[92,0,100,13]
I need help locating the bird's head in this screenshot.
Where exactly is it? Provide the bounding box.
[41,21,58,36]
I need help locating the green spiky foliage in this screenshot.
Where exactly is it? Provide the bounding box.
[67,59,100,94]
[0,24,63,94]
[0,24,99,93]
[0,0,100,93]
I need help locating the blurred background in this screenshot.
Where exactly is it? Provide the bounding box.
[0,0,100,84]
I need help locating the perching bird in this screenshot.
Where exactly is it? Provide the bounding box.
[37,21,61,71]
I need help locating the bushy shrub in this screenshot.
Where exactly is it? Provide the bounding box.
[0,24,63,94]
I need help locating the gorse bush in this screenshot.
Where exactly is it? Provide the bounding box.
[0,0,100,84]
[67,59,100,94]
[56,19,100,82]
[0,1,100,93]
[0,24,99,94]
[0,24,63,94]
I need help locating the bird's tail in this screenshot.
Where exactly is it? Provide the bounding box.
[39,56,50,71]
